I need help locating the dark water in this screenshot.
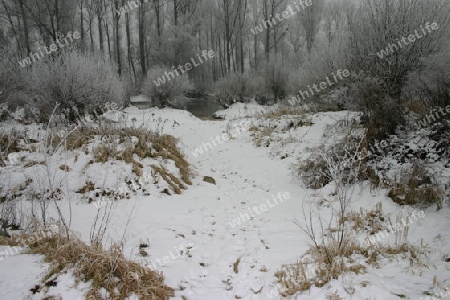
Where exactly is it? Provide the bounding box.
[131,102,153,109]
[176,98,224,118]
[131,97,223,118]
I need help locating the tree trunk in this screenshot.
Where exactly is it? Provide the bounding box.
[114,1,121,76]
[105,19,112,58]
[98,14,104,53]
[2,0,22,51]
[89,17,94,52]
[155,0,161,46]
[139,0,147,75]
[173,0,178,26]
[80,0,85,48]
[18,0,30,53]
[125,10,136,81]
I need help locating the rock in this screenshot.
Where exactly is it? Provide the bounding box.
[203,176,216,185]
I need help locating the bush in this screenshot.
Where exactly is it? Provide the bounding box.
[213,72,265,106]
[141,65,194,107]
[288,31,351,101]
[296,133,367,189]
[27,50,126,121]
[405,43,450,108]
[387,164,444,210]
[0,40,26,106]
[347,0,450,98]
[349,76,404,142]
[264,55,289,101]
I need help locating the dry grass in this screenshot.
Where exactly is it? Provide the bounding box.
[151,164,185,194]
[233,256,241,274]
[23,160,46,168]
[259,108,306,119]
[403,101,430,116]
[275,237,426,297]
[249,109,313,148]
[388,164,444,210]
[47,126,97,151]
[277,202,428,297]
[77,181,96,194]
[252,126,276,148]
[58,164,71,172]
[340,202,387,235]
[0,130,26,166]
[77,126,192,193]
[1,228,174,300]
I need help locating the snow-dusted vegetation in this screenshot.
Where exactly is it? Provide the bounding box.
[0,0,450,299]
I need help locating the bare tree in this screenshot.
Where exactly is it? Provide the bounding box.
[297,0,324,53]
[348,0,450,98]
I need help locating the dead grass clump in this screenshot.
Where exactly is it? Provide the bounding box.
[250,115,313,147]
[278,204,427,297]
[296,157,331,189]
[77,181,95,194]
[260,108,306,119]
[77,126,191,187]
[297,134,368,189]
[0,130,23,166]
[149,135,191,185]
[24,160,45,168]
[58,165,71,172]
[252,126,275,148]
[274,262,313,295]
[340,202,386,235]
[92,144,117,163]
[47,125,96,151]
[233,256,241,274]
[403,101,430,116]
[151,164,185,194]
[275,235,425,297]
[11,228,174,300]
[387,164,443,210]
[0,131,21,153]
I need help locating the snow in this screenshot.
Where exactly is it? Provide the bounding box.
[1,103,449,299]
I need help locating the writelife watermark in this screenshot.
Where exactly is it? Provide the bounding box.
[376,22,439,59]
[0,225,58,261]
[18,31,81,67]
[363,210,425,246]
[4,102,123,165]
[228,192,291,228]
[53,101,125,139]
[250,0,312,35]
[191,120,252,158]
[414,105,450,129]
[153,50,215,87]
[288,69,350,106]
[115,0,149,16]
[367,105,450,157]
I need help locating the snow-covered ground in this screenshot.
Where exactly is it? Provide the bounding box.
[1,102,450,300]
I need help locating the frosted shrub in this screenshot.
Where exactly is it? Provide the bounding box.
[349,76,403,141]
[213,73,247,106]
[347,0,450,98]
[264,55,289,101]
[405,45,450,108]
[141,65,194,107]
[27,50,126,120]
[213,72,265,106]
[0,41,25,104]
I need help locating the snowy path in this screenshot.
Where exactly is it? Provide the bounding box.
[110,108,310,299]
[5,107,445,300]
